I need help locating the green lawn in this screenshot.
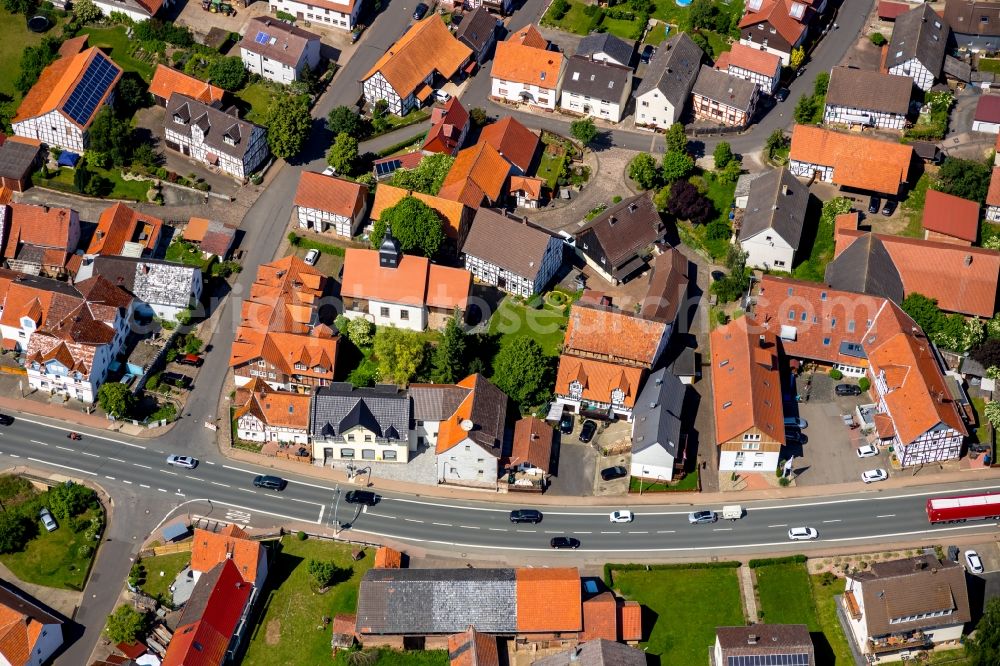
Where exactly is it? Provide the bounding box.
[543,1,597,35]
[970,396,991,445]
[792,197,848,283]
[702,172,738,259]
[809,574,859,665]
[755,562,819,627]
[601,16,645,40]
[703,30,732,59]
[82,26,156,81]
[535,151,565,190]
[35,165,151,202]
[0,507,102,591]
[899,173,930,238]
[0,8,54,102]
[137,551,191,606]
[165,240,211,268]
[614,567,744,663]
[644,22,669,45]
[487,295,571,358]
[332,649,448,665]
[629,469,698,492]
[980,58,1000,74]
[236,82,280,125]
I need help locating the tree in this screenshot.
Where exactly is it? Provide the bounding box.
[47,483,96,520]
[713,142,734,170]
[936,157,992,205]
[570,118,598,146]
[686,0,718,31]
[431,312,467,384]
[718,158,743,185]
[972,338,1000,368]
[469,107,489,127]
[666,122,688,154]
[793,94,817,124]
[98,382,135,420]
[115,74,152,117]
[389,153,454,195]
[89,107,133,167]
[327,105,366,138]
[711,246,751,303]
[264,97,312,159]
[900,293,943,339]
[666,179,714,224]
[870,32,887,47]
[661,150,695,183]
[326,132,359,175]
[307,559,343,589]
[0,513,31,554]
[628,153,660,190]
[984,401,1000,433]
[370,196,445,258]
[372,327,426,386]
[2,0,37,15]
[104,605,148,644]
[346,318,375,347]
[73,0,104,24]
[765,129,788,157]
[813,71,830,97]
[208,56,247,91]
[491,337,550,410]
[16,38,59,96]
[789,46,805,70]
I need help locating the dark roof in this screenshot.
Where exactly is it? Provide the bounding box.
[0,139,41,180]
[631,367,685,461]
[887,4,950,74]
[575,192,664,269]
[533,640,647,666]
[640,248,689,323]
[166,93,264,160]
[409,384,471,421]
[561,56,632,101]
[455,6,499,53]
[716,624,814,659]
[910,139,942,160]
[944,55,972,81]
[975,94,1000,123]
[239,17,319,68]
[461,208,559,280]
[738,168,810,249]
[824,235,905,303]
[945,0,1000,37]
[576,32,635,66]
[311,383,411,441]
[355,568,518,635]
[0,581,62,627]
[825,67,913,115]
[78,255,199,309]
[635,32,703,108]
[692,65,757,111]
[464,373,509,453]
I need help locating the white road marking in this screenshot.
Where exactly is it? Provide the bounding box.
[318,505,325,523]
[488,528,506,532]
[205,461,216,465]
[656,530,676,534]
[222,465,257,475]
[823,519,842,524]
[55,446,73,452]
[133,464,151,469]
[573,531,592,535]
[601,531,620,534]
[404,518,424,523]
[30,440,47,446]
[123,480,132,485]
[108,458,126,463]
[768,524,788,528]
[431,522,452,527]
[17,416,146,449]
[160,470,178,476]
[80,452,100,458]
[713,528,733,532]
[544,530,561,534]
[876,514,895,518]
[282,497,326,508]
[157,488,167,493]
[238,488,256,494]
[9,454,18,458]
[628,531,649,534]
[210,482,231,488]
[139,484,150,489]
[175,493,185,497]
[459,525,480,530]
[27,457,95,475]
[105,476,115,480]
[517,529,536,533]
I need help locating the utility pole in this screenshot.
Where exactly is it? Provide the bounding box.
[331,485,342,536]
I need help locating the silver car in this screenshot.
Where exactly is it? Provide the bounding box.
[788,526,818,541]
[39,507,57,532]
[166,455,198,469]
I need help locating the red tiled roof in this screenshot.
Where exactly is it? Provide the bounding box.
[374,546,403,568]
[234,379,311,430]
[555,355,645,409]
[789,125,913,195]
[448,626,499,666]
[149,65,223,105]
[14,46,122,129]
[423,97,470,156]
[717,42,781,78]
[510,416,555,472]
[878,0,910,19]
[975,95,1000,124]
[988,166,1000,207]
[620,601,642,642]
[581,592,617,641]
[362,18,471,98]
[508,175,543,199]
[739,0,808,46]
[87,203,163,257]
[509,25,548,49]
[438,142,511,208]
[564,304,667,367]
[5,203,76,257]
[293,171,368,218]
[492,40,563,89]
[921,189,979,242]
[478,116,539,174]
[515,568,581,633]
[189,525,264,584]
[370,184,468,240]
[341,249,471,311]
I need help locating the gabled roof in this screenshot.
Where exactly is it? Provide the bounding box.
[87,203,163,257]
[560,56,631,101]
[922,189,979,242]
[454,6,499,54]
[555,355,645,409]
[825,232,905,304]
[511,416,554,472]
[438,142,511,208]
[509,175,543,199]
[0,137,42,181]
[576,32,635,67]
[989,165,1000,207]
[370,183,468,239]
[492,38,563,88]
[574,191,664,271]
[461,208,558,280]
[149,65,224,105]
[738,0,809,46]
[189,525,265,584]
[716,624,814,657]
[310,383,411,441]
[945,0,1000,36]
[340,248,471,311]
[630,367,685,463]
[4,203,76,257]
[448,626,499,666]
[239,17,320,69]
[0,582,62,666]
[293,171,368,218]
[715,42,782,77]
[478,116,539,174]
[692,65,758,111]
[234,379,311,430]
[738,167,809,248]
[887,4,950,74]
[975,93,1000,123]
[635,32,703,107]
[165,93,264,161]
[515,568,582,633]
[424,97,470,156]
[182,217,237,257]
[825,66,913,115]
[362,17,471,98]
[78,255,199,310]
[564,302,667,367]
[789,125,913,194]
[433,374,508,454]
[508,25,548,49]
[533,640,647,666]
[879,0,911,20]
[639,247,689,323]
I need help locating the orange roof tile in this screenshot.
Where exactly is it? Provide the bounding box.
[789,125,913,195]
[0,600,51,666]
[509,176,543,199]
[5,203,76,260]
[479,116,540,174]
[423,97,469,156]
[718,42,782,77]
[564,304,667,367]
[448,626,499,666]
[581,592,617,641]
[510,416,554,472]
[189,526,264,584]
[362,17,471,98]
[515,568,582,633]
[492,40,563,89]
[87,203,163,256]
[234,381,311,429]
[373,546,403,568]
[620,601,642,642]
[922,189,979,242]
[370,184,468,239]
[434,389,475,454]
[14,47,122,129]
[438,142,511,208]
[509,25,548,49]
[0,188,12,206]
[293,171,368,218]
[341,248,471,311]
[183,217,210,243]
[987,167,1000,207]
[149,65,224,105]
[555,355,645,409]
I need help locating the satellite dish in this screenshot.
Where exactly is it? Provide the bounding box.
[460,419,474,432]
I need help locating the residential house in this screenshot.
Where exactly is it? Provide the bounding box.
[460,208,563,297]
[510,416,554,476]
[630,367,685,483]
[372,151,424,181]
[559,56,632,123]
[448,627,499,666]
[148,64,223,107]
[293,171,368,237]
[879,0,912,22]
[575,32,635,68]
[182,217,237,259]
[691,65,760,127]
[509,176,545,208]
[922,189,979,245]
[710,316,784,473]
[738,0,811,65]
[189,524,268,588]
[788,124,914,196]
[0,582,64,666]
[823,67,912,130]
[842,555,970,661]
[989,165,1000,221]
[638,248,690,327]
[478,116,539,175]
[573,191,666,285]
[438,142,512,208]
[369,183,472,242]
[491,26,564,110]
[239,17,321,85]
[534,640,647,666]
[422,97,471,156]
[455,6,499,65]
[737,167,810,271]
[361,18,472,115]
[86,203,163,258]
[2,203,80,277]
[460,0,511,16]
[164,93,269,180]
[887,4,950,90]
[75,255,202,322]
[12,37,122,152]
[712,625,815,666]
[634,33,704,129]
[945,0,1000,50]
[268,0,362,31]
[91,0,167,21]
[973,94,1000,133]
[555,355,645,421]
[734,171,766,209]
[309,383,413,464]
[0,137,42,193]
[229,255,339,390]
[340,232,472,332]
[713,42,782,94]
[235,378,311,445]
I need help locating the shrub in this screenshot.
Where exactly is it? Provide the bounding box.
[870,32,887,46]
[829,368,843,380]
[78,544,93,558]
[748,555,807,568]
[778,476,792,486]
[858,377,870,392]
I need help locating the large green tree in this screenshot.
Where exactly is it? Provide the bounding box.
[968,597,1000,665]
[208,56,247,91]
[104,605,148,644]
[327,105,366,137]
[628,153,660,190]
[47,483,96,520]
[73,0,104,23]
[370,196,445,258]
[326,132,359,175]
[570,118,599,146]
[0,513,31,554]
[264,96,312,159]
[89,107,133,167]
[98,382,135,420]
[491,337,550,410]
[16,38,59,96]
[388,153,454,195]
[661,150,695,183]
[431,312,467,384]
[666,122,688,154]
[900,293,943,339]
[936,157,992,205]
[793,94,818,124]
[713,142,734,169]
[372,327,426,386]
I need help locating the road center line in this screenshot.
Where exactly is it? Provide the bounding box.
[431,522,451,527]
[55,446,73,452]
[80,452,100,458]
[29,440,47,446]
[601,531,620,534]
[105,476,115,480]
[210,482,230,488]
[160,470,178,476]
[405,518,424,523]
[27,457,95,475]
[108,458,125,463]
[223,465,257,475]
[768,524,788,528]
[713,528,732,532]
[656,530,675,534]
[488,528,506,532]
[139,484,150,489]
[157,488,167,493]
[573,531,592,535]
[123,480,132,484]
[628,531,649,534]
[133,463,151,469]
[876,514,895,518]
[459,525,480,530]
[823,519,842,524]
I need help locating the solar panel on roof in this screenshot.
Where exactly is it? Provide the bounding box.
[256,31,270,44]
[62,53,119,127]
[374,159,402,177]
[727,654,810,666]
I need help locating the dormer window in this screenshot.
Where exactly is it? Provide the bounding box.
[173,114,188,125]
[747,0,762,10]
[224,134,237,146]
[790,1,805,19]
[569,380,583,398]
[611,388,624,405]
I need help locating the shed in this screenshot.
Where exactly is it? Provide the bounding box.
[0,137,41,192]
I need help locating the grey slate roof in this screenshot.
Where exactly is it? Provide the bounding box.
[355,568,517,635]
[533,640,647,666]
[692,65,757,112]
[455,6,498,55]
[239,17,319,69]
[464,374,509,453]
[737,167,810,249]
[631,368,685,466]
[0,139,41,181]
[735,171,766,204]
[576,32,635,67]
[824,234,905,304]
[574,191,664,267]
[944,55,972,81]
[560,56,632,101]
[409,384,471,421]
[310,383,411,441]
[887,4,951,75]
[825,67,913,115]
[462,208,559,280]
[77,255,199,309]
[635,32,703,108]
[166,93,264,161]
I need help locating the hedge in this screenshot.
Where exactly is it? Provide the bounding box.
[604,561,741,587]
[748,555,807,568]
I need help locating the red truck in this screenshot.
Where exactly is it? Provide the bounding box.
[926,492,1000,523]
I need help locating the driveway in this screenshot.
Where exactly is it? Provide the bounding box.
[547,437,596,497]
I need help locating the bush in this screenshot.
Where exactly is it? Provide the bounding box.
[748,555,807,568]
[297,530,307,541]
[818,571,837,586]
[829,368,843,380]
[870,32,887,46]
[858,377,870,392]
[78,544,93,558]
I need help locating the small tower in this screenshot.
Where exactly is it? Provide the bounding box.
[379,226,401,269]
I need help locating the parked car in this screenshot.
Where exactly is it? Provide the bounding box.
[688,510,717,525]
[857,444,879,458]
[161,372,192,390]
[868,196,881,214]
[965,550,985,574]
[861,468,887,483]
[433,89,452,103]
[785,428,806,445]
[304,249,320,266]
[412,2,428,19]
[322,166,336,176]
[345,490,379,506]
[558,412,574,436]
[175,354,203,367]
[787,526,818,541]
[550,536,581,549]
[775,88,789,102]
[600,466,627,481]
[640,44,656,63]
[783,417,808,429]
[0,414,13,426]
[609,510,633,523]
[835,384,862,396]
[166,455,198,469]
[579,419,597,443]
[881,199,897,216]
[947,545,960,562]
[253,475,287,490]
[510,509,543,524]
[39,507,57,532]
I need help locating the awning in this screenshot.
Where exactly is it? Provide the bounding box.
[416,84,433,102]
[205,152,219,165]
[464,61,476,74]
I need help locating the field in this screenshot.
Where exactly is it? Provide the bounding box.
[0,8,54,102]
[34,165,152,202]
[0,507,102,590]
[137,551,191,605]
[82,26,156,81]
[755,562,820,627]
[535,150,566,190]
[487,296,571,358]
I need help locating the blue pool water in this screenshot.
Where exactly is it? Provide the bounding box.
[676,0,692,5]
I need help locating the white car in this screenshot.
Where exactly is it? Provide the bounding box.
[322,166,336,176]
[433,89,452,103]
[304,249,320,266]
[609,510,633,524]
[965,550,985,574]
[856,444,879,458]
[861,468,888,484]
[788,526,818,541]
[166,455,198,469]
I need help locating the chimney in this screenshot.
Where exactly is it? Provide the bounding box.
[781,184,789,195]
[628,202,638,213]
[759,334,766,346]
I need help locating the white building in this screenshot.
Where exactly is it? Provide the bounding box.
[634,33,703,129]
[630,369,685,483]
[558,56,631,123]
[691,65,760,128]
[0,584,64,666]
[491,26,563,110]
[737,0,810,66]
[235,379,310,445]
[269,0,362,30]
[293,171,369,237]
[823,67,912,130]
[75,255,203,323]
[714,42,781,94]
[239,17,321,85]
[555,355,645,421]
[886,4,950,91]
[737,168,809,271]
[310,383,414,464]
[92,0,169,22]
[460,208,563,297]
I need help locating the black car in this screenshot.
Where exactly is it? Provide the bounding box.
[579,419,597,443]
[868,196,881,214]
[510,509,543,524]
[253,475,287,490]
[640,44,656,63]
[785,429,807,445]
[0,414,13,426]
[775,88,789,102]
[881,199,897,216]
[161,372,192,389]
[558,412,574,436]
[550,536,581,549]
[600,466,628,481]
[835,384,862,396]
[412,2,428,19]
[345,490,379,506]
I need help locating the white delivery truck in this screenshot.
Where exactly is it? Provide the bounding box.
[721,505,744,521]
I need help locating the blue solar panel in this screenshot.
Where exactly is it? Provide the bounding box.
[255,31,270,44]
[62,53,118,126]
[374,159,401,177]
[727,654,810,666]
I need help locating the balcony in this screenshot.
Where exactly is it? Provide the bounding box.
[844,590,862,621]
[869,633,931,655]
